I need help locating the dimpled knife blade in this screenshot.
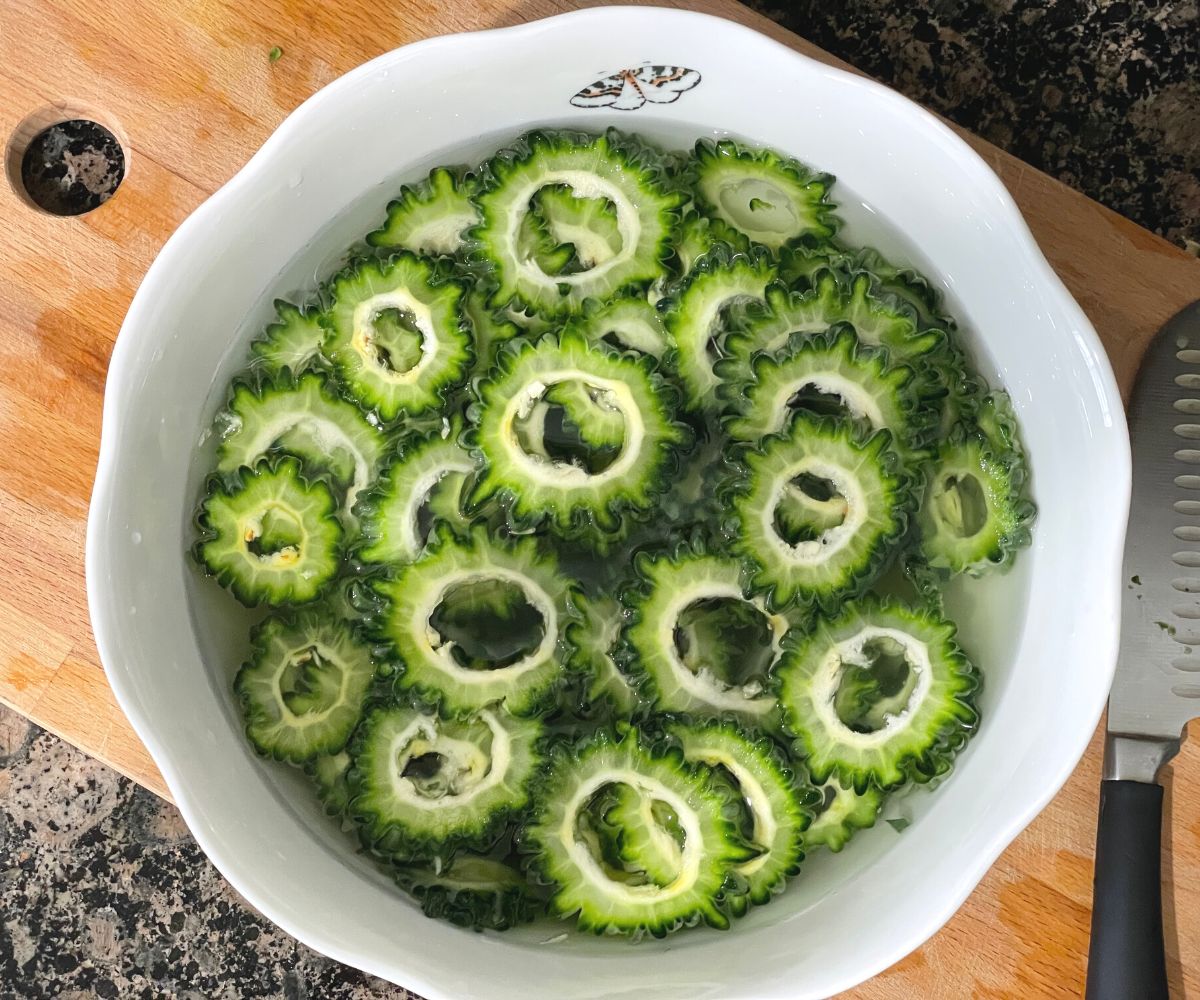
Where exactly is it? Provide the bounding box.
[1108,300,1200,780]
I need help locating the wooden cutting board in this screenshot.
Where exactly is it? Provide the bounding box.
[1,1,1197,995]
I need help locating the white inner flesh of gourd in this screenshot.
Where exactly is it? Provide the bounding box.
[696,752,777,877]
[505,172,639,288]
[716,177,799,239]
[395,460,475,560]
[562,770,704,904]
[387,711,510,809]
[601,310,667,357]
[273,640,349,725]
[503,369,645,486]
[810,626,934,749]
[410,209,477,256]
[546,216,617,270]
[656,580,785,715]
[765,374,886,434]
[416,568,556,685]
[764,458,867,564]
[352,289,438,385]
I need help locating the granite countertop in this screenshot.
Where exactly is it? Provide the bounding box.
[1,3,1197,998]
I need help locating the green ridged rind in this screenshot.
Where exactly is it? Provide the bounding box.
[215,373,386,517]
[370,527,579,715]
[661,245,776,409]
[195,456,343,607]
[250,300,329,377]
[393,855,542,931]
[778,599,979,790]
[620,542,789,720]
[353,422,479,565]
[463,283,522,373]
[600,782,685,885]
[668,720,813,913]
[325,252,472,420]
[567,594,638,717]
[367,166,481,257]
[719,328,931,454]
[689,138,838,251]
[672,212,752,276]
[803,776,883,852]
[348,704,543,859]
[235,609,375,762]
[470,129,683,316]
[467,332,690,538]
[523,729,748,937]
[725,415,915,611]
[544,379,627,449]
[723,274,945,388]
[306,750,353,816]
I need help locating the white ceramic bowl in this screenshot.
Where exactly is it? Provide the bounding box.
[86,7,1129,998]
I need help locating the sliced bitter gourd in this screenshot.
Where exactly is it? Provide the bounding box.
[571,295,669,359]
[325,253,471,420]
[778,599,978,789]
[216,374,385,515]
[463,284,521,372]
[600,782,686,885]
[803,777,883,852]
[235,610,374,762]
[250,300,327,377]
[544,379,627,450]
[672,212,751,276]
[469,332,687,534]
[724,274,943,386]
[691,138,836,251]
[473,130,681,316]
[662,248,775,408]
[307,750,352,816]
[670,721,811,912]
[394,854,540,930]
[349,704,542,858]
[918,437,1033,574]
[722,329,921,447]
[622,548,790,718]
[371,527,576,715]
[569,595,637,716]
[524,729,749,937]
[355,424,478,565]
[367,166,480,257]
[197,457,342,607]
[728,416,911,610]
[535,184,624,269]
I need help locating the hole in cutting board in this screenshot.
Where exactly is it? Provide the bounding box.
[6,103,128,216]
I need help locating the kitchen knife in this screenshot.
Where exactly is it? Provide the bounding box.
[1086,300,1200,1000]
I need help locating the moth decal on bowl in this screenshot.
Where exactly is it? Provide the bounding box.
[570,65,701,111]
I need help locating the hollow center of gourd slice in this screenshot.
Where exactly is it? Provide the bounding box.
[513,379,626,474]
[787,382,856,422]
[398,721,493,799]
[364,306,425,375]
[932,471,988,539]
[244,504,304,560]
[773,472,848,546]
[524,184,623,275]
[833,635,920,733]
[673,596,775,690]
[574,783,686,888]
[430,578,546,671]
[279,646,342,716]
[718,179,799,237]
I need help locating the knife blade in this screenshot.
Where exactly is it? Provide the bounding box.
[1086,300,1200,1000]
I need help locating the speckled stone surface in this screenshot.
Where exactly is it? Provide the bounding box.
[0,706,415,999]
[747,0,1200,251]
[2,5,1198,998]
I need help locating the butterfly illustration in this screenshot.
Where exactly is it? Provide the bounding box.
[570,65,702,111]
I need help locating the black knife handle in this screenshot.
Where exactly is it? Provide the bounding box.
[1085,780,1169,1000]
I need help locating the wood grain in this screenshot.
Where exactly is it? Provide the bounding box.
[0,1,1197,996]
